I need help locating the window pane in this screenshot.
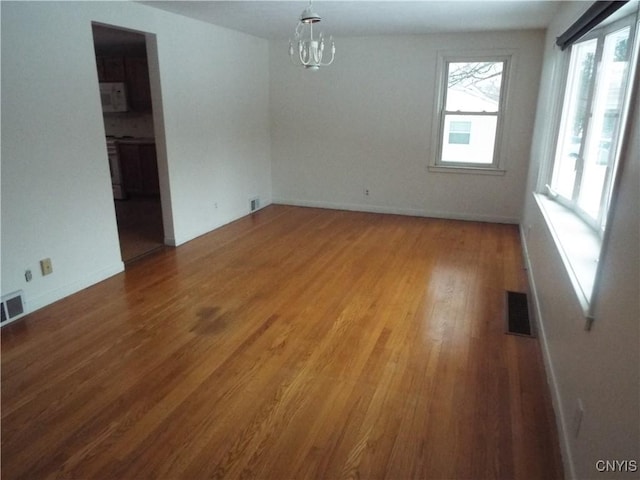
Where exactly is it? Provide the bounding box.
[445,62,503,112]
[551,39,597,199]
[442,114,497,163]
[450,120,472,133]
[448,120,471,144]
[448,132,470,144]
[577,26,631,220]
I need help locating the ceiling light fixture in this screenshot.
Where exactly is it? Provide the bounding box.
[288,1,335,70]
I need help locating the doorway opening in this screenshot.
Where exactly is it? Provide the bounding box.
[92,24,167,264]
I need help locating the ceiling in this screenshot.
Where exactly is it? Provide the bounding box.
[139,1,562,40]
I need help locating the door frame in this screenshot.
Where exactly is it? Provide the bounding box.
[92,22,176,252]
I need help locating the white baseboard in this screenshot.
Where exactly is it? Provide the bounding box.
[10,201,278,322]
[519,224,574,480]
[273,197,520,224]
[170,202,273,247]
[21,261,125,318]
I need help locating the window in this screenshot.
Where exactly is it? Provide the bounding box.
[433,55,510,171]
[539,13,638,313]
[448,121,471,144]
[549,19,636,233]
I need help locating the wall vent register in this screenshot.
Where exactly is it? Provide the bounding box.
[1,291,26,325]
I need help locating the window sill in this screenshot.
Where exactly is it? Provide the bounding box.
[428,165,506,176]
[534,193,600,317]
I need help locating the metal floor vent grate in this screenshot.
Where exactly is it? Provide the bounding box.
[505,291,534,337]
[1,291,26,325]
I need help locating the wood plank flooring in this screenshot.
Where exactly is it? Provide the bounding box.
[1,205,563,479]
[114,197,164,263]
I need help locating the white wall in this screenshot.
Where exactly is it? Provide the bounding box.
[270,31,545,223]
[522,2,640,478]
[4,1,637,473]
[1,1,271,314]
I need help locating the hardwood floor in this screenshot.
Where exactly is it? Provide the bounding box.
[1,205,563,479]
[114,197,164,263]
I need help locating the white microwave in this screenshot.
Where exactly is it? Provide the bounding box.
[99,82,128,112]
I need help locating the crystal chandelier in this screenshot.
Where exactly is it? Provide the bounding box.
[288,1,335,70]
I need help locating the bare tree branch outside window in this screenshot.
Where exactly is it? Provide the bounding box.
[448,62,503,103]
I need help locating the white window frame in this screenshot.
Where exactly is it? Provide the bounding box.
[546,15,638,236]
[430,50,513,175]
[536,12,639,318]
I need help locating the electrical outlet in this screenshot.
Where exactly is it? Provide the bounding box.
[40,258,53,276]
[25,270,32,282]
[364,188,370,196]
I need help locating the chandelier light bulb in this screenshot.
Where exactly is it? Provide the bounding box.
[289,1,335,70]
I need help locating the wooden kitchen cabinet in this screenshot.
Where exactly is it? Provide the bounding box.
[139,144,160,195]
[97,56,125,82]
[118,142,159,197]
[96,55,152,111]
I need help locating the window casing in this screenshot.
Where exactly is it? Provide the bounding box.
[432,53,512,173]
[538,12,639,315]
[548,16,637,235]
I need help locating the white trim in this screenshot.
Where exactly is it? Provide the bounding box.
[535,49,571,193]
[537,11,640,323]
[545,14,638,231]
[164,235,178,247]
[1,291,27,326]
[519,224,576,480]
[273,197,519,224]
[427,165,506,176]
[430,49,517,173]
[169,202,272,247]
[24,262,124,316]
[588,14,640,326]
[534,194,596,317]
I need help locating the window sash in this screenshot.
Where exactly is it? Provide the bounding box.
[549,16,636,234]
[440,112,499,164]
[435,57,509,169]
[538,11,639,320]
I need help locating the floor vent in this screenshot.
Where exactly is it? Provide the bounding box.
[1,291,26,325]
[250,197,260,212]
[505,291,534,337]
